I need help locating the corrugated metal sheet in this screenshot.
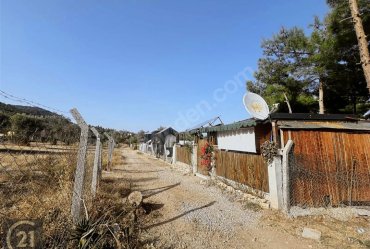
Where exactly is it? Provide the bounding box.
[195,119,257,133]
[270,113,358,121]
[184,116,223,133]
[279,121,370,131]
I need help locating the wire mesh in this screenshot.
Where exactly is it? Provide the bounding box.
[0,127,98,247]
[289,153,370,208]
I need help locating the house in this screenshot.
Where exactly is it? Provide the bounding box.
[189,118,271,154]
[151,127,178,158]
[188,113,370,208]
[139,132,155,153]
[270,113,370,208]
[178,116,223,145]
[139,127,178,160]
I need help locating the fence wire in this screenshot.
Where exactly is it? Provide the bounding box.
[289,154,370,208]
[0,128,98,247]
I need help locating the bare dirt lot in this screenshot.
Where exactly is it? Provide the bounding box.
[107,148,370,249]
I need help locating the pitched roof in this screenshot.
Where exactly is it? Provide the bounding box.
[184,116,223,133]
[278,120,370,131]
[270,113,358,121]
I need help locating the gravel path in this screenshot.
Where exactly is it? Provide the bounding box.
[116,148,325,249]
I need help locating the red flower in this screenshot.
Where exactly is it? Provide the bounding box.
[200,142,214,169]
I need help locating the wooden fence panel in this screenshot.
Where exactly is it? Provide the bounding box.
[215,150,269,193]
[286,130,370,207]
[176,146,192,165]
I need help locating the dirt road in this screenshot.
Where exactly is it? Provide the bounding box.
[114,148,325,249]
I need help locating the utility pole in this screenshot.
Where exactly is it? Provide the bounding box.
[349,0,370,93]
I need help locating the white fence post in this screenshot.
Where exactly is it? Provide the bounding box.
[282,140,294,213]
[111,140,115,163]
[70,108,89,223]
[104,133,115,170]
[192,144,198,174]
[90,127,101,198]
[268,155,283,210]
[172,144,177,164]
[163,144,167,162]
[98,142,102,178]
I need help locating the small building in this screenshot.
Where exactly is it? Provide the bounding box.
[191,118,271,154]
[189,113,370,208]
[271,113,370,208]
[152,127,178,158]
[139,127,178,160]
[143,132,153,143]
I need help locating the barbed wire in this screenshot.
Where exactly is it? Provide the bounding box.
[0,127,101,246]
[0,89,73,120]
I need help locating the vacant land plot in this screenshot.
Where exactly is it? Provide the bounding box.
[0,143,138,248]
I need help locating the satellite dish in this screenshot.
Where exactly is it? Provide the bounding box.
[243,92,270,120]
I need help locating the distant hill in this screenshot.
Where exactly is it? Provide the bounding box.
[0,102,58,117]
[0,101,136,144]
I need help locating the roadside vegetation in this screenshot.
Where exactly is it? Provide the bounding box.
[0,145,146,248]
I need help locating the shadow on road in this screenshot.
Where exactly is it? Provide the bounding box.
[104,176,159,183]
[114,169,163,174]
[142,182,181,199]
[142,202,165,214]
[142,201,216,230]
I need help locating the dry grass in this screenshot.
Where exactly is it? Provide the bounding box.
[262,210,370,248]
[242,201,262,212]
[0,143,146,248]
[0,146,78,247]
[0,144,173,248]
[81,148,150,248]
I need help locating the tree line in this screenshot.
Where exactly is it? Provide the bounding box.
[247,0,370,115]
[0,102,135,145]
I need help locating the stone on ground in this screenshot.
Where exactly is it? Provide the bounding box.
[302,227,321,241]
[128,191,143,207]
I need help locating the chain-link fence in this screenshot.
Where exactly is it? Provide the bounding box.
[0,128,81,247]
[289,153,370,208]
[0,109,119,247]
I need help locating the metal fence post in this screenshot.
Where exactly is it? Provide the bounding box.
[90,127,101,198]
[70,108,89,223]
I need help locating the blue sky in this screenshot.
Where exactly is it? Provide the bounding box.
[0,0,328,132]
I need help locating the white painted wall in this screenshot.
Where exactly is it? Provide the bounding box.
[217,128,256,153]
